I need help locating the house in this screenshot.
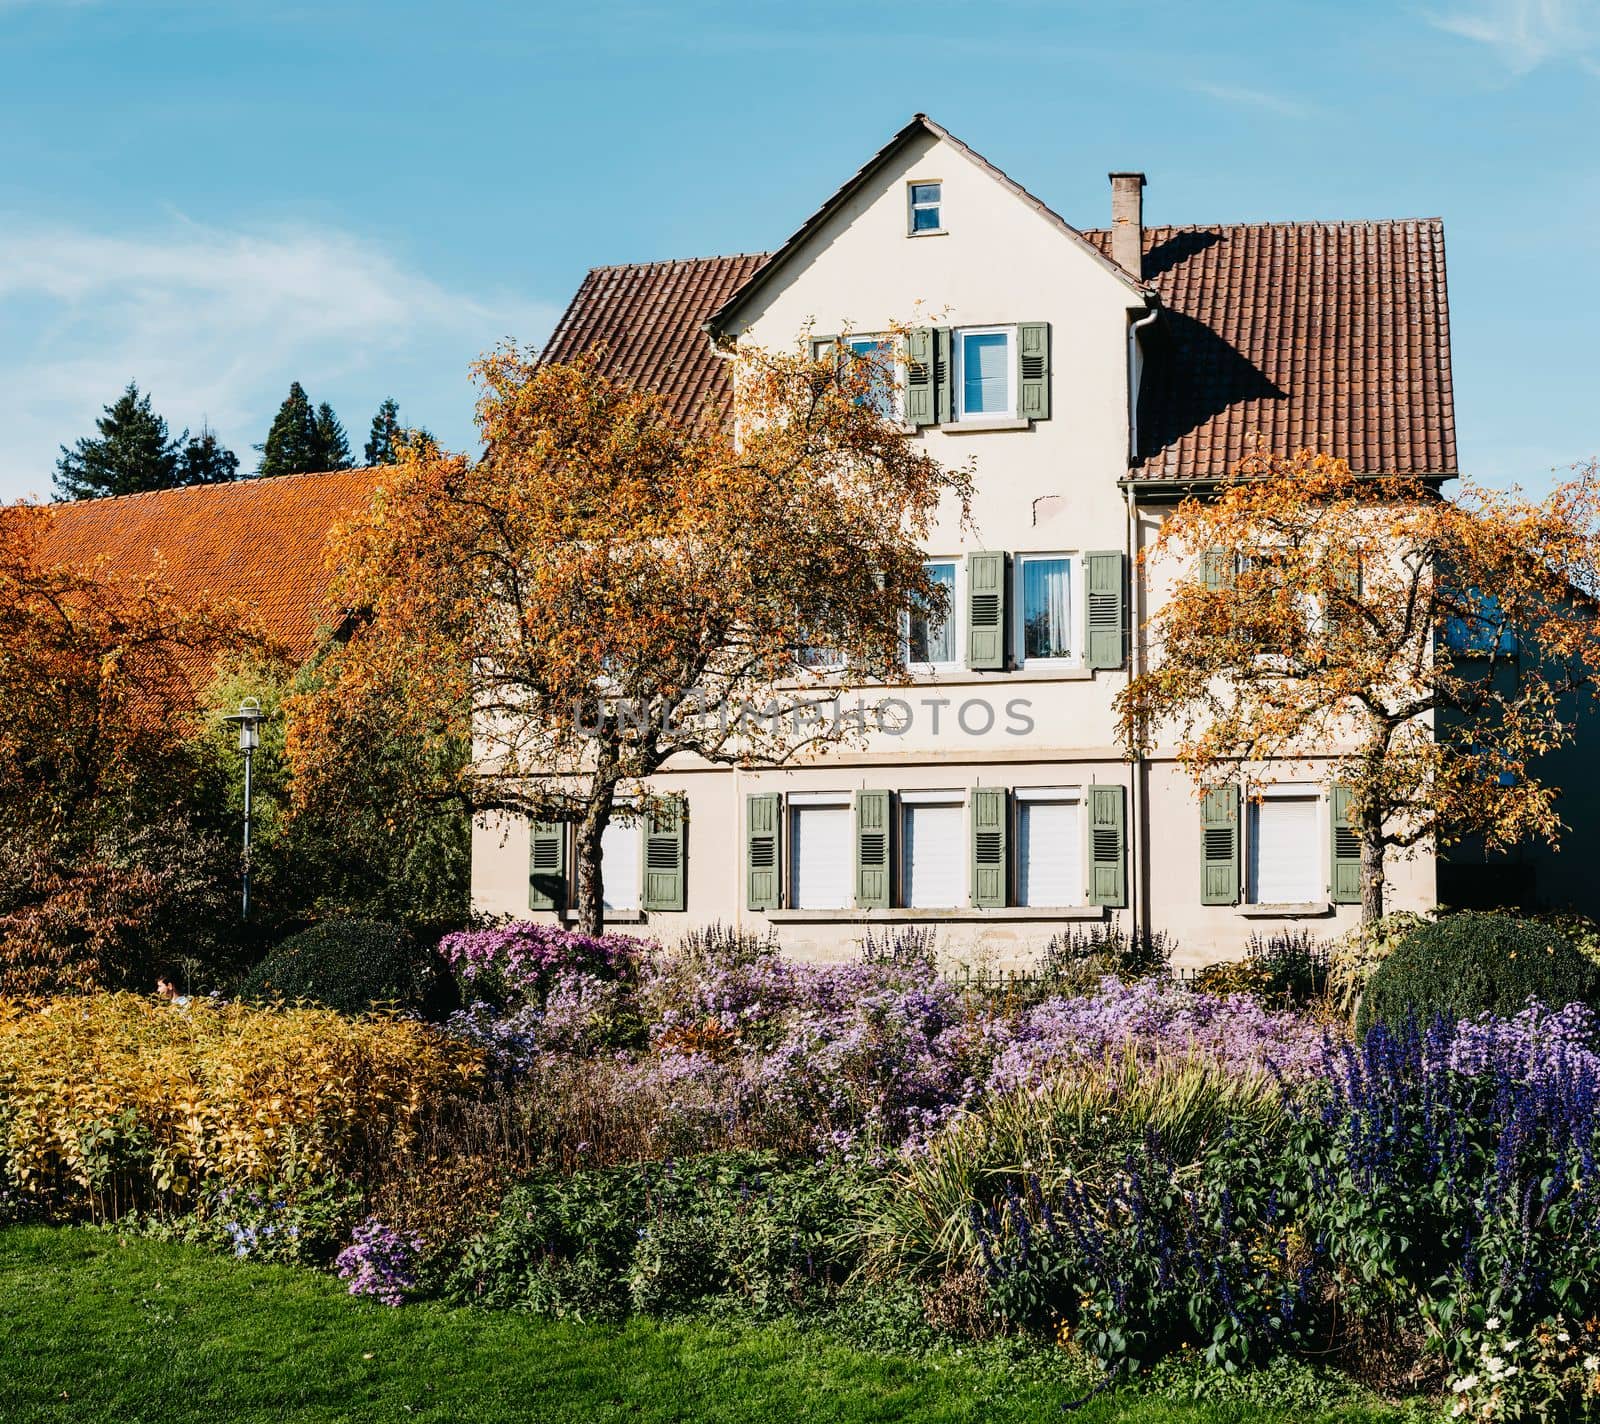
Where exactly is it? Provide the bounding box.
[469,113,1462,965]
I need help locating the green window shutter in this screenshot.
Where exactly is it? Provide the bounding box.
[1201,549,1234,591]
[934,327,953,424]
[1087,785,1127,908]
[904,328,935,426]
[528,820,568,911]
[1323,553,1362,636]
[1084,550,1126,670]
[746,793,782,911]
[1017,322,1050,420]
[1330,784,1362,904]
[641,796,686,912]
[966,550,1008,670]
[1199,785,1240,906]
[970,786,1008,908]
[854,789,892,909]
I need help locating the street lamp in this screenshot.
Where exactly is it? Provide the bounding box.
[222,697,265,920]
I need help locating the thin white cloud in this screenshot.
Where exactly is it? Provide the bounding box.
[1426,0,1599,74]
[0,218,557,499]
[1187,81,1317,118]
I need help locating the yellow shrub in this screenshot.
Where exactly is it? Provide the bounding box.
[0,993,481,1212]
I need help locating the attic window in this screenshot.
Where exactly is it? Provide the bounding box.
[908,182,942,234]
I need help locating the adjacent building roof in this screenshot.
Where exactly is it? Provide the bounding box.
[41,466,382,661]
[540,253,769,431]
[542,217,1457,484]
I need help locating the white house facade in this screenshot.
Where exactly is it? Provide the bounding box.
[469,114,1457,967]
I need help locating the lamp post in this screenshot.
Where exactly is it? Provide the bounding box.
[222,697,265,921]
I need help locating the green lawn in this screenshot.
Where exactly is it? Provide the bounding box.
[0,1227,1407,1424]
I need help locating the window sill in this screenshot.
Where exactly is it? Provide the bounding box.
[1237,902,1332,919]
[766,906,1107,924]
[561,910,646,925]
[907,228,948,238]
[939,417,1031,434]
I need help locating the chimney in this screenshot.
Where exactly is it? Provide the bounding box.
[1109,171,1146,279]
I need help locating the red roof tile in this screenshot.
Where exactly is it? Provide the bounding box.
[1085,219,1456,481]
[543,222,1455,484]
[540,254,770,431]
[41,467,382,661]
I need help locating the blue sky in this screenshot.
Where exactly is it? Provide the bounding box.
[0,0,1595,500]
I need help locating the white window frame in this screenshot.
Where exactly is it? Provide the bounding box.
[787,791,853,911]
[1245,782,1325,906]
[953,325,1016,421]
[1013,551,1080,668]
[1013,786,1085,908]
[907,180,943,235]
[898,789,965,909]
[841,333,904,420]
[903,557,962,671]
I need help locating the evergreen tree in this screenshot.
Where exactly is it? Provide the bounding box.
[177,426,241,486]
[256,382,320,478]
[54,384,181,500]
[311,402,353,471]
[364,398,402,465]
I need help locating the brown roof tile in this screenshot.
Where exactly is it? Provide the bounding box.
[540,254,770,432]
[545,221,1456,484]
[1085,219,1457,481]
[41,467,382,661]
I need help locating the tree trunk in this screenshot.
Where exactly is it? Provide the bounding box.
[1360,811,1386,926]
[572,740,622,937]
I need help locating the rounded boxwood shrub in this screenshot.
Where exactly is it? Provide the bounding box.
[1358,911,1600,1036]
[241,917,447,1016]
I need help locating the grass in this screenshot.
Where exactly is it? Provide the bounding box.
[0,1226,1409,1424]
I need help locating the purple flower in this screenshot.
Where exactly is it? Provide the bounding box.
[336,1218,422,1307]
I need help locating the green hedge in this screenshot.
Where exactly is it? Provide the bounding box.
[240,917,447,1016]
[1357,911,1600,1035]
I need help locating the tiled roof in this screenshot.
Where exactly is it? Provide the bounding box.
[540,254,770,431]
[543,223,1455,484]
[41,467,383,661]
[1085,219,1457,481]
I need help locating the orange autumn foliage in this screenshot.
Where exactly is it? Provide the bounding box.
[0,503,271,991]
[1119,450,1600,921]
[289,339,973,932]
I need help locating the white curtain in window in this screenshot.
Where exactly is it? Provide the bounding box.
[1249,796,1320,904]
[600,820,640,911]
[903,802,963,908]
[790,805,852,909]
[1018,800,1082,907]
[1023,558,1072,660]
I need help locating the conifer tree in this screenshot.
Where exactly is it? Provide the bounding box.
[364,398,402,465]
[256,383,320,478]
[177,426,241,486]
[312,402,353,471]
[54,384,180,500]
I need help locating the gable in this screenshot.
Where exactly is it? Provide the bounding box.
[708,116,1148,339]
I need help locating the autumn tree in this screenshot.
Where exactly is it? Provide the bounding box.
[0,504,272,989]
[290,341,973,933]
[1119,450,1600,923]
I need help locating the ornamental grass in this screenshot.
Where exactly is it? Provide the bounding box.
[0,993,481,1217]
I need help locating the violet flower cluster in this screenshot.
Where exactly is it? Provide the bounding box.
[438,922,648,1004]
[984,976,1326,1095]
[336,1218,422,1307]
